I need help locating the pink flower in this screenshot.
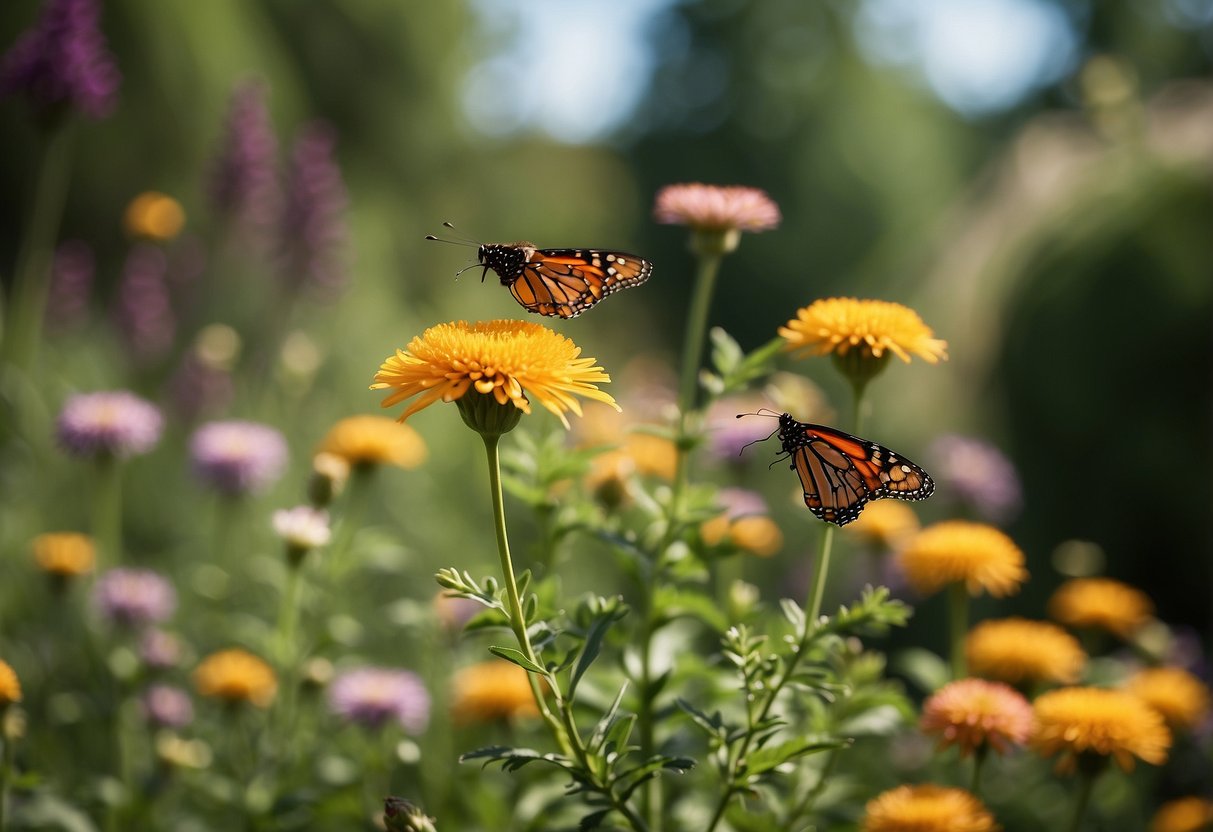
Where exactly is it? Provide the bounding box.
[654,183,780,233]
[921,678,1034,757]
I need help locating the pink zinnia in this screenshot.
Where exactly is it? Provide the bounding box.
[921,678,1034,757]
[327,667,430,732]
[653,183,780,233]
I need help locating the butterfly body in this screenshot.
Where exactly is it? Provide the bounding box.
[776,413,934,526]
[475,242,653,318]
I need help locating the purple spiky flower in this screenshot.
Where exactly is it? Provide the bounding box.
[94,568,177,627]
[929,435,1023,523]
[327,667,430,732]
[45,240,94,333]
[114,244,176,363]
[189,420,288,496]
[278,122,349,296]
[56,390,163,459]
[208,79,279,235]
[141,684,193,729]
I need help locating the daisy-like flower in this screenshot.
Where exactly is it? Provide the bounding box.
[123,191,185,241]
[862,784,999,832]
[141,684,193,729]
[920,678,1034,757]
[846,501,920,551]
[371,320,618,433]
[327,666,430,733]
[701,488,783,557]
[451,661,539,724]
[1032,686,1171,773]
[0,659,21,706]
[1123,667,1211,731]
[93,568,176,627]
[193,648,277,707]
[654,183,781,234]
[928,435,1022,523]
[190,420,288,495]
[898,521,1027,598]
[1048,577,1154,640]
[56,390,163,458]
[966,618,1086,686]
[1150,797,1213,832]
[317,414,427,470]
[32,532,95,577]
[272,506,331,552]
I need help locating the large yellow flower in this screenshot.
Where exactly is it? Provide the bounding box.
[897,521,1027,597]
[1151,797,1213,832]
[193,649,277,707]
[862,784,999,832]
[920,678,1034,757]
[780,298,948,364]
[966,618,1086,686]
[0,660,21,706]
[1123,667,1211,731]
[450,661,539,724]
[32,532,96,577]
[1032,687,1171,773]
[1048,578,1154,639]
[317,414,427,469]
[846,500,920,550]
[371,320,618,429]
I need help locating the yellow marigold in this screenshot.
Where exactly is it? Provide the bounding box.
[780,298,948,364]
[625,433,678,480]
[966,618,1086,685]
[371,320,618,430]
[897,521,1027,597]
[846,500,920,550]
[0,660,22,706]
[32,532,96,576]
[193,649,277,707]
[124,191,186,241]
[1123,667,1211,731]
[317,414,427,469]
[920,678,1034,757]
[451,661,540,724]
[863,784,999,832]
[1151,797,1213,832]
[1048,578,1154,639]
[1032,687,1171,773]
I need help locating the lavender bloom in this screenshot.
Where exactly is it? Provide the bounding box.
[327,667,430,733]
[208,80,279,234]
[705,394,780,460]
[190,420,288,495]
[713,487,770,519]
[0,0,119,120]
[929,435,1023,523]
[56,390,163,458]
[166,352,234,422]
[141,684,193,729]
[279,122,349,296]
[272,505,331,550]
[139,629,184,670]
[114,244,175,363]
[44,240,93,333]
[94,568,176,627]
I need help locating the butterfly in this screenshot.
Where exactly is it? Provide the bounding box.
[756,412,934,526]
[427,224,653,318]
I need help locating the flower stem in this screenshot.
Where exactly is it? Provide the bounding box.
[0,706,13,832]
[969,745,988,795]
[677,250,723,418]
[326,465,374,581]
[948,583,969,679]
[92,455,123,566]
[1066,769,1097,832]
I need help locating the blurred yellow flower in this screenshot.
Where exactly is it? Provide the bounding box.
[372,320,618,430]
[1048,577,1154,639]
[898,521,1027,597]
[318,414,427,469]
[846,500,920,550]
[193,649,277,707]
[624,433,678,480]
[585,450,635,509]
[0,660,21,706]
[1032,687,1170,773]
[1151,797,1213,832]
[1123,667,1211,731]
[124,191,186,241]
[701,514,783,557]
[920,678,1034,758]
[780,298,948,364]
[451,661,539,724]
[862,784,999,832]
[32,532,96,577]
[966,618,1086,686]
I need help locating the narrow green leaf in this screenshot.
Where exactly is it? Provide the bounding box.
[488,645,545,674]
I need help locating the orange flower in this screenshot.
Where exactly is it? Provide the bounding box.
[318,414,427,469]
[193,649,277,707]
[846,501,920,550]
[451,661,539,724]
[1048,578,1153,639]
[0,660,21,706]
[966,618,1086,686]
[898,521,1027,597]
[32,532,96,577]
[1032,687,1170,773]
[1150,797,1213,832]
[920,678,1034,757]
[1123,667,1211,731]
[862,784,999,832]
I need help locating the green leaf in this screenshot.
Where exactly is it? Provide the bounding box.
[894,648,951,693]
[675,698,730,740]
[837,704,906,737]
[744,738,848,777]
[570,601,628,699]
[587,682,630,754]
[487,645,546,675]
[654,586,730,631]
[579,809,612,831]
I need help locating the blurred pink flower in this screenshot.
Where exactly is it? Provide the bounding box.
[654,183,780,233]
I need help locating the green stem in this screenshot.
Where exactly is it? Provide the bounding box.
[92,455,123,566]
[1066,769,1097,832]
[272,560,306,767]
[780,746,841,831]
[969,745,988,795]
[326,466,374,581]
[3,123,75,374]
[948,583,969,679]
[676,250,724,418]
[0,705,13,832]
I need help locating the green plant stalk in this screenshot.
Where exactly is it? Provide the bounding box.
[969,745,988,795]
[3,123,75,374]
[948,582,969,679]
[92,455,123,565]
[780,745,842,831]
[0,706,12,832]
[327,465,374,580]
[1066,769,1097,832]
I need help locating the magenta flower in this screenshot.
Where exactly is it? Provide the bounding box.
[114,244,175,363]
[190,420,288,496]
[56,390,163,458]
[278,122,349,296]
[141,684,194,729]
[139,629,183,670]
[654,183,780,233]
[94,568,176,627]
[208,79,279,235]
[327,667,430,733]
[0,0,119,120]
[45,240,94,333]
[929,435,1022,523]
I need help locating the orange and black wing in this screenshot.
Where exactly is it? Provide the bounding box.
[510,249,653,318]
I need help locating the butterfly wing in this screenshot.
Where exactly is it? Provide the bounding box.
[510,249,653,318]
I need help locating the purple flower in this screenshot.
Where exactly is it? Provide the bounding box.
[45,240,93,333]
[278,122,349,296]
[94,568,176,627]
[705,394,780,460]
[929,435,1023,523]
[327,667,430,733]
[56,390,163,458]
[166,352,234,422]
[208,79,279,235]
[713,487,770,519]
[141,684,193,729]
[114,244,175,363]
[190,420,288,495]
[139,629,183,669]
[0,0,119,120]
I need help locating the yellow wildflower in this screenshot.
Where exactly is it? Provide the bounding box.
[1032,687,1170,773]
[780,298,947,364]
[0,660,21,706]
[966,618,1086,686]
[451,661,539,724]
[1123,667,1211,731]
[1048,577,1154,639]
[124,191,186,241]
[318,414,427,469]
[193,649,277,707]
[846,500,920,550]
[32,532,96,577]
[898,521,1027,597]
[1150,797,1213,832]
[863,784,999,832]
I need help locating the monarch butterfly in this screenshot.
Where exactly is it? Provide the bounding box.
[748,412,935,526]
[427,224,653,318]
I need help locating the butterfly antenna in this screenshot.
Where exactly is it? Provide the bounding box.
[425,221,482,247]
[453,262,482,282]
[737,426,780,457]
[735,409,782,420]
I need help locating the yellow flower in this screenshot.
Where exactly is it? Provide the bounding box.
[897,521,1027,597]
[846,501,920,550]
[371,320,618,430]
[1123,667,1211,731]
[585,450,635,509]
[624,433,678,480]
[0,660,21,706]
[920,678,1034,757]
[1048,578,1154,639]
[1032,687,1171,773]
[1151,797,1213,832]
[32,532,96,577]
[966,618,1086,686]
[862,784,999,832]
[193,649,277,707]
[780,298,948,364]
[318,415,427,469]
[123,191,186,241]
[451,661,539,724]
